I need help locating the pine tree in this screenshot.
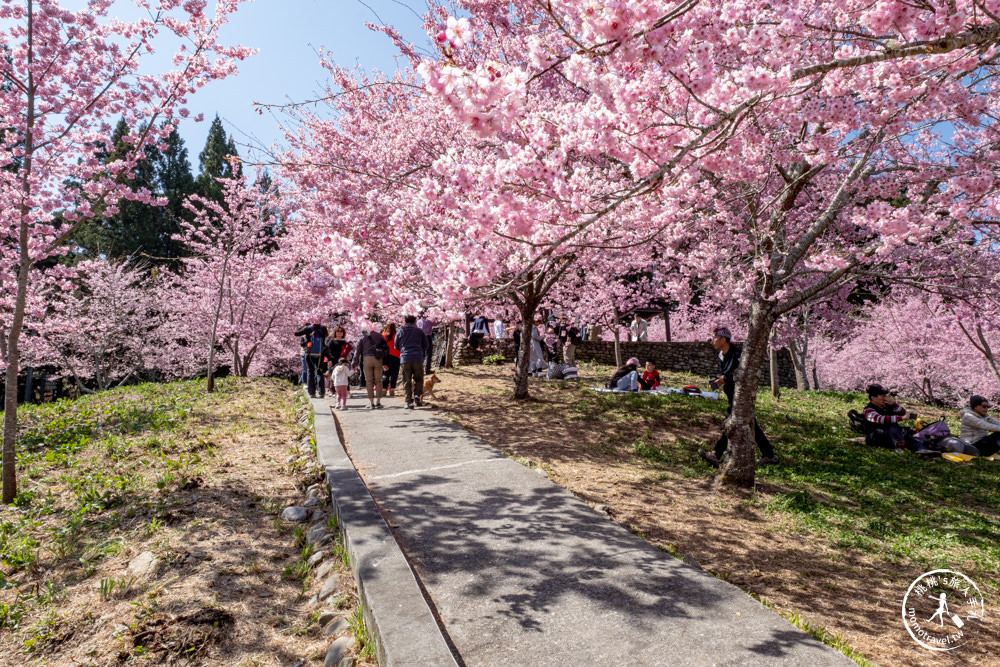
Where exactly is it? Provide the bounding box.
[154,126,197,261]
[195,115,240,202]
[70,120,196,265]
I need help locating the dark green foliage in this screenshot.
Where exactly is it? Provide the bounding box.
[195,115,240,203]
[68,120,195,266]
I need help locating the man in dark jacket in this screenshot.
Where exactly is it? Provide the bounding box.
[395,314,429,408]
[698,325,778,467]
[294,323,327,398]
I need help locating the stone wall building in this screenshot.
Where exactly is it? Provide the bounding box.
[455,338,796,388]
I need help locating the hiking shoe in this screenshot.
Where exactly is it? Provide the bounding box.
[366,404,375,410]
[414,396,423,407]
[375,403,384,409]
[757,455,780,466]
[698,449,720,468]
[405,403,414,410]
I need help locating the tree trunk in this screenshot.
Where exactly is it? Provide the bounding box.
[3,1,34,503]
[2,255,29,504]
[769,344,781,399]
[612,326,622,368]
[444,323,455,368]
[664,309,671,342]
[811,359,820,390]
[513,315,536,401]
[715,302,774,490]
[788,339,810,390]
[206,254,232,393]
[921,377,935,404]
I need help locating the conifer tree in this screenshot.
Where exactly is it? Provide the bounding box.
[154,126,197,261]
[196,115,240,202]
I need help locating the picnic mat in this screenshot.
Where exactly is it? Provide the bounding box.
[588,387,719,400]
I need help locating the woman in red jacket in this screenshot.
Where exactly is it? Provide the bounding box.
[381,322,401,397]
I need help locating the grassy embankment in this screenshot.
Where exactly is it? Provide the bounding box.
[0,378,371,665]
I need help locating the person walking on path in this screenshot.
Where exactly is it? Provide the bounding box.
[294,323,328,398]
[332,357,351,410]
[417,313,435,373]
[381,322,401,397]
[353,322,389,409]
[959,395,1000,457]
[699,325,778,467]
[395,314,429,409]
[296,323,309,386]
[325,325,352,395]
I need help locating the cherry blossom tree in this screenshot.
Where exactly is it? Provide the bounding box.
[817,291,1000,406]
[40,258,161,393]
[0,0,252,502]
[169,171,300,391]
[409,1,1000,488]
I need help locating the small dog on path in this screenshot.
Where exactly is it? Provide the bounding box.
[422,372,441,400]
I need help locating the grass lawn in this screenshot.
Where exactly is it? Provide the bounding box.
[0,378,372,666]
[434,362,1000,667]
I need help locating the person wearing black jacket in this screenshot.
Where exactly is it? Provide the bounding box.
[294,323,328,398]
[352,325,388,409]
[698,326,778,467]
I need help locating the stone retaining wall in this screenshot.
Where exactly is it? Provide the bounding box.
[455,338,796,388]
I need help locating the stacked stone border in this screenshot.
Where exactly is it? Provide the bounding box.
[456,339,797,388]
[309,397,459,667]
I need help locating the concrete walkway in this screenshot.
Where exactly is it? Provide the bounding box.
[322,394,856,667]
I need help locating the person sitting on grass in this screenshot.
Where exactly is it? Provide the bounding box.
[959,395,1000,458]
[608,357,640,392]
[639,361,661,390]
[862,384,918,452]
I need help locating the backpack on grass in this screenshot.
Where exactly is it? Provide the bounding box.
[847,410,866,434]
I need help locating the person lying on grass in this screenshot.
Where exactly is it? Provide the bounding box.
[959,395,1000,458]
[862,384,919,453]
[639,361,661,391]
[608,357,640,392]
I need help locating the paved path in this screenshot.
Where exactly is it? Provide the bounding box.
[327,394,855,667]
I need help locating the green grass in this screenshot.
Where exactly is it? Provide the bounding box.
[547,367,1000,599]
[510,365,1000,664]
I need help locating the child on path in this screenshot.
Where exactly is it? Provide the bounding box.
[332,357,351,410]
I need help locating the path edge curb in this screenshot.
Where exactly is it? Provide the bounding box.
[309,397,458,667]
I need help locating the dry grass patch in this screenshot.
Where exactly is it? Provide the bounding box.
[0,377,369,666]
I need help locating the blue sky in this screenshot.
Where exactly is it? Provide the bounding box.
[174,0,429,166]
